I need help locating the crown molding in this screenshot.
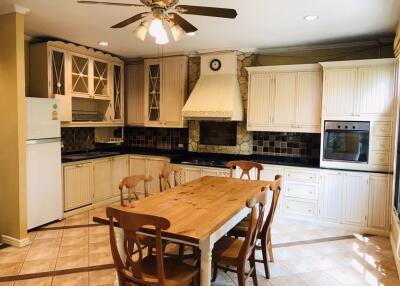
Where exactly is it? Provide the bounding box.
[0,4,30,16]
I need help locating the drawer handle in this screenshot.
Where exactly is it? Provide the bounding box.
[309,176,313,179]
[308,209,312,212]
[309,191,313,194]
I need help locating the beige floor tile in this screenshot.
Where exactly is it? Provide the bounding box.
[88,242,110,255]
[88,269,116,286]
[269,275,309,286]
[297,271,345,286]
[62,228,89,238]
[262,261,293,278]
[88,253,113,266]
[42,220,65,229]
[0,262,23,277]
[0,250,28,263]
[14,277,52,286]
[58,245,89,258]
[88,226,108,235]
[25,247,59,261]
[51,272,88,286]
[60,236,88,247]
[282,258,321,275]
[29,238,61,249]
[0,281,14,286]
[55,255,88,270]
[325,267,368,285]
[88,233,108,244]
[19,259,56,275]
[35,230,63,240]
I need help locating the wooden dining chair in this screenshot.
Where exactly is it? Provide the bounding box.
[228,175,283,279]
[107,207,199,286]
[159,162,185,192]
[212,187,268,286]
[226,160,264,180]
[119,175,153,207]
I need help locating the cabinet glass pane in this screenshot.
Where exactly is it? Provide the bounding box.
[71,55,89,94]
[94,60,108,96]
[51,50,65,95]
[113,65,122,120]
[148,64,160,121]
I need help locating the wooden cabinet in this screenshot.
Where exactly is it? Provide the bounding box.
[64,163,93,211]
[29,41,124,127]
[341,172,369,226]
[125,62,145,126]
[182,166,202,183]
[129,156,147,195]
[321,59,397,118]
[247,64,322,133]
[319,170,342,222]
[368,175,391,229]
[143,56,188,128]
[177,165,230,183]
[111,156,129,196]
[93,159,113,202]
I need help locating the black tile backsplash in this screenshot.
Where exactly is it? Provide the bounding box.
[124,127,188,150]
[253,132,320,159]
[61,127,95,153]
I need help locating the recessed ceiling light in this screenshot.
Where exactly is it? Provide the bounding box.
[98,41,109,46]
[304,15,319,21]
[186,32,196,37]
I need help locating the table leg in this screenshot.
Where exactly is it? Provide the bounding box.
[199,238,213,286]
[113,227,125,286]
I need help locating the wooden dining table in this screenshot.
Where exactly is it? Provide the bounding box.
[93,175,272,286]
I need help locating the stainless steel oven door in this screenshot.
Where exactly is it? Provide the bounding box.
[323,121,370,163]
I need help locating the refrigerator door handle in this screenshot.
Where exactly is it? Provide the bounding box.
[27,138,61,145]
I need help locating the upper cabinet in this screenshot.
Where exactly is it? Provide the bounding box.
[321,59,397,119]
[125,56,188,128]
[247,64,322,133]
[29,41,124,127]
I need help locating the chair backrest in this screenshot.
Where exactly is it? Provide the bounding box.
[107,207,170,285]
[226,160,264,180]
[119,175,153,207]
[159,162,184,192]
[261,175,283,238]
[238,187,268,264]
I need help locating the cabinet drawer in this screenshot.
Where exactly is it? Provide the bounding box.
[284,182,318,200]
[373,137,391,151]
[283,198,316,217]
[372,152,390,166]
[285,169,318,183]
[373,122,392,136]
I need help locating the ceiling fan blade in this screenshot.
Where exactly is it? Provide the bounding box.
[175,5,237,19]
[111,12,148,28]
[77,1,144,7]
[169,13,198,33]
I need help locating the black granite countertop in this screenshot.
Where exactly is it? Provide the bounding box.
[62,147,320,169]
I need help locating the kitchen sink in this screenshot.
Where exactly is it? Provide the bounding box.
[62,151,121,161]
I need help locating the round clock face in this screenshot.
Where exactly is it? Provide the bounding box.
[210,59,222,71]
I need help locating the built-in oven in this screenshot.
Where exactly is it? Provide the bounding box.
[323,121,370,163]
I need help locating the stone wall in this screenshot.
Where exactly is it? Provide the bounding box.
[187,53,256,155]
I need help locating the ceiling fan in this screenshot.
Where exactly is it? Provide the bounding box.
[77,0,238,45]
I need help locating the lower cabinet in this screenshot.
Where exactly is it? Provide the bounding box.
[93,159,113,202]
[111,156,129,196]
[368,175,391,229]
[177,165,230,183]
[64,162,94,211]
[319,170,342,222]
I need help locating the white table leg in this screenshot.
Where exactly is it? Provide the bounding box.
[114,227,125,286]
[199,238,213,286]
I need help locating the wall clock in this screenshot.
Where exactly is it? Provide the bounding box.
[210,59,222,71]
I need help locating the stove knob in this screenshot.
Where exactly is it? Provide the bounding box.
[345,126,348,129]
[352,126,356,129]
[337,125,340,128]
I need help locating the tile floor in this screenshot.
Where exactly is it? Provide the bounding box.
[0,206,398,286]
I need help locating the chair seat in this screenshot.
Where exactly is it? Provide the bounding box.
[138,255,198,286]
[213,236,244,265]
[229,218,263,239]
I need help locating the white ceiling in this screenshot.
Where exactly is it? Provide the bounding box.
[1,0,400,58]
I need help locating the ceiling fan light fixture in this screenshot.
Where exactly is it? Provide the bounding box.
[149,18,165,38]
[186,31,196,36]
[170,23,185,41]
[134,20,149,41]
[155,28,169,45]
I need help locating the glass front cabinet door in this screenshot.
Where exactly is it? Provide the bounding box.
[93,59,109,98]
[112,64,123,122]
[70,53,90,97]
[145,62,161,125]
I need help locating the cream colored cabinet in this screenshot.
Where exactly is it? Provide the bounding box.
[129,156,147,194]
[64,162,93,211]
[341,172,369,226]
[29,41,124,127]
[125,62,145,126]
[319,170,342,222]
[111,156,129,196]
[146,157,169,195]
[93,159,113,202]
[321,59,397,118]
[247,64,322,133]
[178,165,230,183]
[144,56,188,128]
[182,166,202,183]
[368,175,391,229]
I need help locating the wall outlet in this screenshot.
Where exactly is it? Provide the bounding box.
[178,143,184,148]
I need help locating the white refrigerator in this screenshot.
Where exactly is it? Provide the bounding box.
[26,97,63,229]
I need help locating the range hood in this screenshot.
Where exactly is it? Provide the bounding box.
[182,52,243,121]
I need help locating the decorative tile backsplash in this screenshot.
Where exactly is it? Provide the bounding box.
[253,132,321,159]
[61,128,95,153]
[124,127,188,150]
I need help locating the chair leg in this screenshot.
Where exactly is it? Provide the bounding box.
[212,262,218,282]
[178,244,185,260]
[267,232,274,262]
[250,253,258,286]
[261,238,270,279]
[237,267,246,286]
